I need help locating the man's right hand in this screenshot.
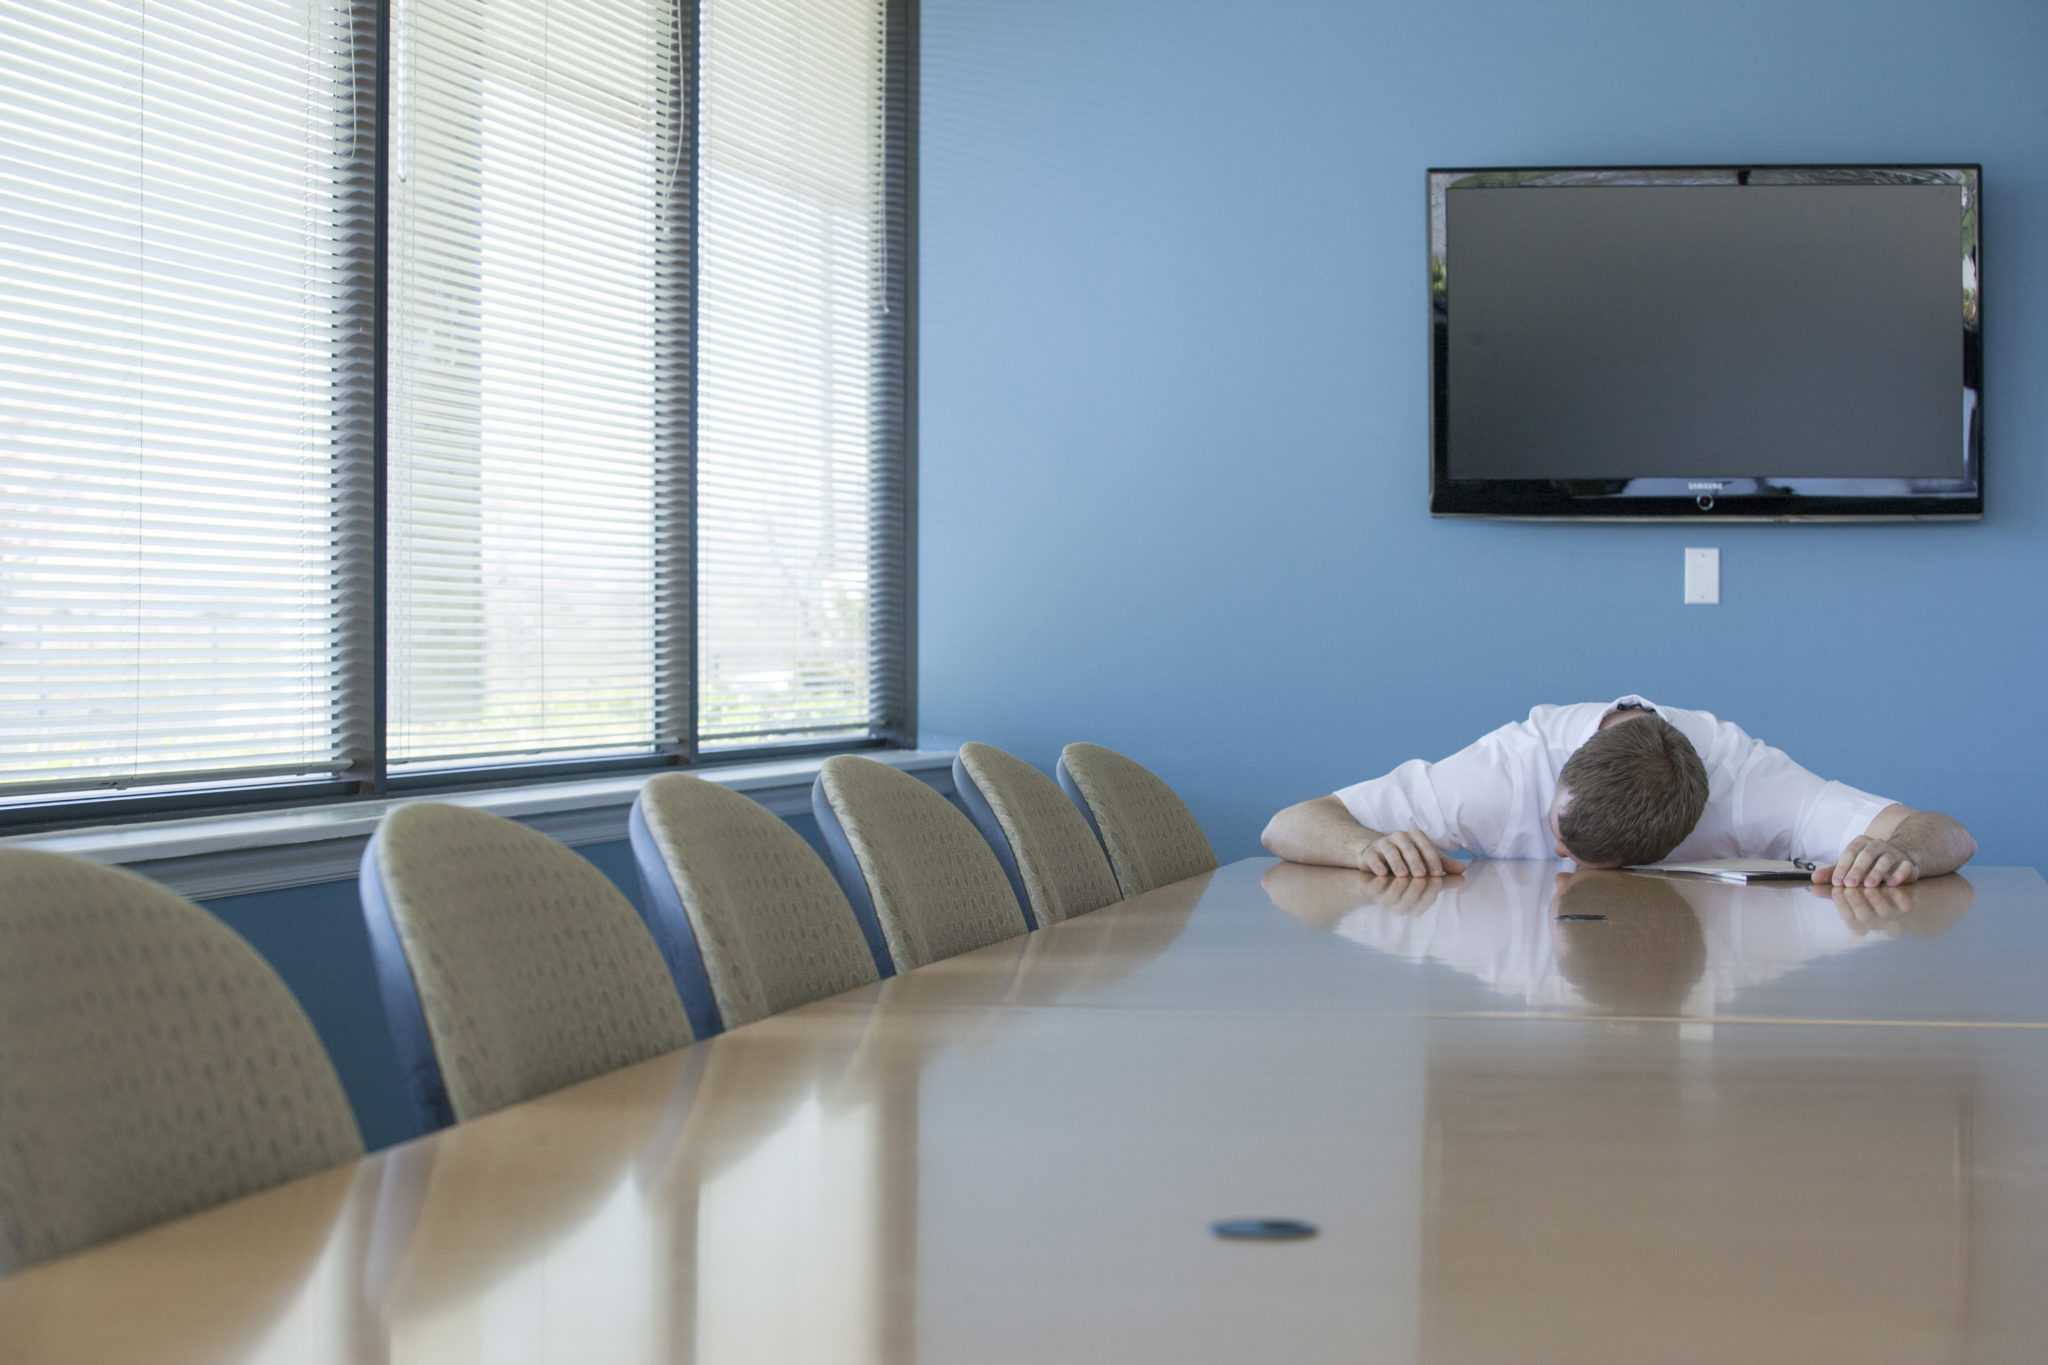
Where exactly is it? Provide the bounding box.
[1261,797,1470,877]
[1360,829,1468,878]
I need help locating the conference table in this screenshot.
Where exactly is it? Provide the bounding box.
[5,857,2048,1364]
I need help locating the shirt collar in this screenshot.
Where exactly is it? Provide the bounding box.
[1572,694,1662,751]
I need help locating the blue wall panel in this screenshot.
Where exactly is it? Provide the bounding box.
[918,0,2048,867]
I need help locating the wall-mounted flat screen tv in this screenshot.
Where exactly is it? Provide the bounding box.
[1428,165,1981,520]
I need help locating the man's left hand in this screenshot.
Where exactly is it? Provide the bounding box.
[1812,835,1920,888]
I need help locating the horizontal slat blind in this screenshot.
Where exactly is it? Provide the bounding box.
[387,0,682,769]
[0,0,372,801]
[696,0,900,748]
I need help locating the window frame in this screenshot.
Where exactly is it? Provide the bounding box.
[0,0,918,837]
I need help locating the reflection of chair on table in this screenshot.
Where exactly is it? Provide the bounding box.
[863,881,1200,1012]
[641,1008,933,1365]
[365,1047,708,1359]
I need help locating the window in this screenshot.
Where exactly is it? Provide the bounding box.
[697,0,910,749]
[0,0,375,806]
[388,0,682,769]
[0,0,913,827]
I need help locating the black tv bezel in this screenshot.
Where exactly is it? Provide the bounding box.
[1427,163,1983,522]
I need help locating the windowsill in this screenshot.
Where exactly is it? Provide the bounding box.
[0,748,958,902]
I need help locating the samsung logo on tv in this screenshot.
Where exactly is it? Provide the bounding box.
[1687,481,1728,492]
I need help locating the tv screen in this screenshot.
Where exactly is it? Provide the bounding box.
[1428,166,1981,520]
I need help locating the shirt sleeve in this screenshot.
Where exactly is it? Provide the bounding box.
[1333,727,1523,856]
[1731,741,1895,864]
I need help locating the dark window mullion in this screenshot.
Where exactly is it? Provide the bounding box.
[658,0,701,769]
[880,0,920,747]
[332,0,386,798]
[368,0,392,796]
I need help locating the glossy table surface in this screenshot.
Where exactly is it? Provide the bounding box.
[5,858,2047,1364]
[843,858,2048,1026]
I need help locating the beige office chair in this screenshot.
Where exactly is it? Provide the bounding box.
[360,804,692,1125]
[811,755,1031,973]
[0,849,363,1273]
[1056,742,1218,897]
[630,774,881,1033]
[952,741,1122,927]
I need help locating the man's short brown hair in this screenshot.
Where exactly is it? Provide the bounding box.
[1556,717,1709,866]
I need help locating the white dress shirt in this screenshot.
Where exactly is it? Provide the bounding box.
[1333,695,1893,863]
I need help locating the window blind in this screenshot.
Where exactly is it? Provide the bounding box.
[387,0,685,769]
[695,0,910,748]
[0,0,375,802]
[2,0,912,822]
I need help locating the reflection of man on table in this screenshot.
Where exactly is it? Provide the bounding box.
[1261,860,1975,1014]
[1262,695,1975,886]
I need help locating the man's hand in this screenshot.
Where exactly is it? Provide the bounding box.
[1260,798,1473,877]
[1811,834,1919,888]
[1812,804,1976,887]
[1361,829,1467,878]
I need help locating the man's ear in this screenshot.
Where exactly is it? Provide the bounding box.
[1549,786,1573,847]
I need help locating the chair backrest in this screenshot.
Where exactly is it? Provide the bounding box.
[630,774,881,1033]
[360,803,692,1124]
[0,849,362,1273]
[1056,742,1218,897]
[810,756,1030,973]
[953,742,1122,927]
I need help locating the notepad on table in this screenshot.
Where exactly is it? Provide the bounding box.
[1626,857,1817,884]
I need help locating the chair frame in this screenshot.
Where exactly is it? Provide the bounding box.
[952,751,1043,931]
[810,782,902,978]
[627,798,728,1039]
[358,834,457,1134]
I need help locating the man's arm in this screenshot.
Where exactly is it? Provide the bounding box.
[1812,803,1977,887]
[1260,796,1468,877]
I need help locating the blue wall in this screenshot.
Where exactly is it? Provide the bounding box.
[918,0,2048,868]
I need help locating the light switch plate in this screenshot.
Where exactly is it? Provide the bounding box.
[1684,547,1719,605]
